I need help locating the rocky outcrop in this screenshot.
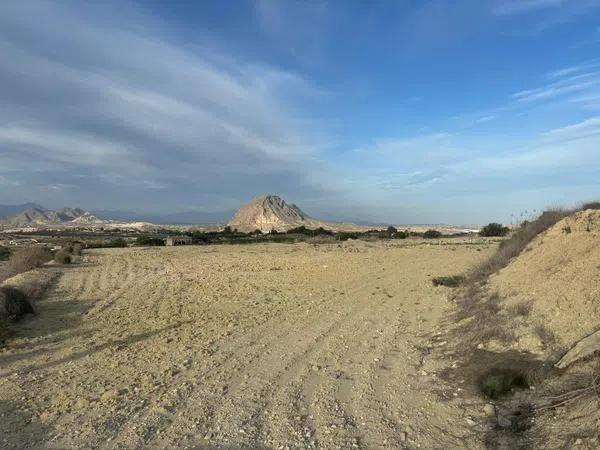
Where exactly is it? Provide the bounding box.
[228,195,324,232]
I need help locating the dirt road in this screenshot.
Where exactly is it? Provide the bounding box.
[0,240,493,449]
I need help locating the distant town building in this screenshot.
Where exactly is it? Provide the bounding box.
[165,235,192,246]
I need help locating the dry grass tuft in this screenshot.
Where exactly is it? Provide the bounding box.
[506,301,532,318]
[432,274,466,287]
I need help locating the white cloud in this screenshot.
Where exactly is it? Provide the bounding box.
[541,116,600,142]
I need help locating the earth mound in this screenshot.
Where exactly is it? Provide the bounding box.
[489,208,600,352]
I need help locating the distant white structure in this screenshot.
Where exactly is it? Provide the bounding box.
[165,235,192,246]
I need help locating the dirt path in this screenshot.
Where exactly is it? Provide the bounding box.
[0,240,493,449]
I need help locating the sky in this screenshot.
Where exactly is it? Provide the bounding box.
[1,0,600,224]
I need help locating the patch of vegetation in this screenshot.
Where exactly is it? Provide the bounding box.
[4,247,53,279]
[480,222,509,237]
[423,229,442,238]
[582,201,600,210]
[54,250,72,264]
[0,246,10,261]
[0,286,34,320]
[86,238,128,248]
[135,236,165,246]
[432,275,466,287]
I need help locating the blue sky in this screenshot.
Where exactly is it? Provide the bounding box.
[1,0,600,224]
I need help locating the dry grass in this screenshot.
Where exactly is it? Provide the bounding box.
[54,250,72,264]
[432,274,466,287]
[3,246,53,281]
[469,208,572,282]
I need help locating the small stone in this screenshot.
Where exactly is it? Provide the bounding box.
[575,438,583,445]
[497,415,512,428]
[399,431,407,442]
[483,404,495,417]
[465,418,476,426]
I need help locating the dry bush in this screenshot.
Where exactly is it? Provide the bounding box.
[581,201,600,210]
[0,286,34,320]
[469,209,571,281]
[506,301,532,317]
[432,274,466,287]
[4,247,52,279]
[54,250,72,264]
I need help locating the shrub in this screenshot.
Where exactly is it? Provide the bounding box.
[582,201,600,210]
[395,230,409,239]
[432,275,466,287]
[135,236,165,246]
[423,229,442,239]
[86,238,128,249]
[54,250,72,264]
[0,246,10,261]
[479,222,509,237]
[4,247,52,278]
[0,286,34,320]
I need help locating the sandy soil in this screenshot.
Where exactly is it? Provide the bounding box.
[0,239,494,449]
[490,209,600,353]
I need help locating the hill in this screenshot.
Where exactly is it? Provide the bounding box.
[0,206,105,228]
[0,203,45,218]
[228,195,336,232]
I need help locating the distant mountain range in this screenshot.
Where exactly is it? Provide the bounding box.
[0,206,105,228]
[0,203,234,228]
[92,209,233,225]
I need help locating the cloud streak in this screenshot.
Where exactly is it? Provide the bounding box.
[0,1,331,211]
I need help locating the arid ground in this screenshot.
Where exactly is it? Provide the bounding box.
[0,240,496,449]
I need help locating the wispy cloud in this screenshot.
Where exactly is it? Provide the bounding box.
[0,1,333,210]
[541,116,600,142]
[512,71,600,102]
[493,0,566,16]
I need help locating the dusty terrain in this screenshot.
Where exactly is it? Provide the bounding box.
[0,239,495,449]
[489,209,600,353]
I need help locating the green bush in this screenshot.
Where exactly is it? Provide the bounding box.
[423,229,442,239]
[86,238,128,249]
[480,222,509,237]
[135,236,165,246]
